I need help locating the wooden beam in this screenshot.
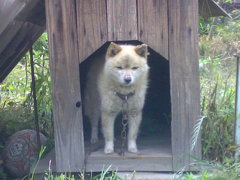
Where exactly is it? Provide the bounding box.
[16,0,46,26]
[0,22,45,83]
[0,21,24,61]
[168,0,201,171]
[45,0,85,172]
[0,0,26,35]
[107,0,138,41]
[137,0,168,59]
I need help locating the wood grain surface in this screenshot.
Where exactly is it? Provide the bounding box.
[168,0,201,171]
[45,0,85,172]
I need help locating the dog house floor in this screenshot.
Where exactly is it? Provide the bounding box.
[35,136,172,173]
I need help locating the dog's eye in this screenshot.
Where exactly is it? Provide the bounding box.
[132,67,139,70]
[116,66,123,70]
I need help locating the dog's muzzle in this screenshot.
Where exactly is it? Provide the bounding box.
[124,76,132,84]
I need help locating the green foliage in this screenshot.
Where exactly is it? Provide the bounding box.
[39,170,121,180]
[183,157,240,180]
[0,32,53,138]
[198,9,240,161]
[199,16,212,35]
[30,148,121,180]
[200,54,236,160]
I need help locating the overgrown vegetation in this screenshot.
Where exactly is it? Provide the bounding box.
[0,33,52,139]
[27,147,121,180]
[199,13,240,161]
[182,2,240,179]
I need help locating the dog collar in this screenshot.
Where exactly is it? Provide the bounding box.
[115,91,135,101]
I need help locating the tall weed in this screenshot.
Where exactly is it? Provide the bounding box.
[0,32,53,138]
[199,17,238,160]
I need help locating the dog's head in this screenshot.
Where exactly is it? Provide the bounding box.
[105,42,149,86]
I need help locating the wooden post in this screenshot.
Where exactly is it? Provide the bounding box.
[235,53,240,160]
[29,46,41,152]
[168,0,201,171]
[45,0,85,172]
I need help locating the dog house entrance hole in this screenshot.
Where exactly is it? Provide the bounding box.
[80,41,172,171]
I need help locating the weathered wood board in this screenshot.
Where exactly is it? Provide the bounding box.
[85,137,172,171]
[168,0,201,171]
[76,0,107,63]
[0,22,44,83]
[34,137,173,173]
[0,0,25,35]
[137,0,168,59]
[107,0,138,41]
[0,21,23,56]
[45,0,84,172]
[0,0,45,83]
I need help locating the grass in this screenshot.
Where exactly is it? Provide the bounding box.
[182,157,240,180]
[26,146,122,180]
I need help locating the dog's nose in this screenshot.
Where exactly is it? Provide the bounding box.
[124,77,132,84]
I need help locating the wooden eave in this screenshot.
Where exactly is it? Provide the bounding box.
[199,0,231,18]
[0,0,45,83]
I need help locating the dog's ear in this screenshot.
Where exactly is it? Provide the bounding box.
[135,44,149,58]
[107,42,122,57]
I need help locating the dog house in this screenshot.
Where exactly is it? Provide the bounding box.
[0,0,229,174]
[45,0,201,172]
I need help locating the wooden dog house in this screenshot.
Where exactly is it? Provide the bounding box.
[46,0,201,172]
[0,0,229,174]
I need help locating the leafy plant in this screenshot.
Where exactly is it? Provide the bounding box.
[182,157,240,180]
[29,148,121,180]
[0,32,53,138]
[198,12,239,161]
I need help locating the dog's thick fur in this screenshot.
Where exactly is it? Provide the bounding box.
[83,42,149,153]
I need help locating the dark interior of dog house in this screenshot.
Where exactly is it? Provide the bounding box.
[80,41,172,171]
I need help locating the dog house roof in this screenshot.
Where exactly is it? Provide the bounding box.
[0,0,229,83]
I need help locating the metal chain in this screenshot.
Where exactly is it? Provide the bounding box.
[120,98,129,156]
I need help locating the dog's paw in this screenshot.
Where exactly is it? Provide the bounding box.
[90,137,98,144]
[128,140,138,153]
[128,147,138,153]
[104,147,114,154]
[104,141,114,154]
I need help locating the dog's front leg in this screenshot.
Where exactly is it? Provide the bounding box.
[102,110,117,154]
[128,111,142,153]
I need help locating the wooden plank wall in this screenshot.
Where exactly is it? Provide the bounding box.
[138,0,168,59]
[107,0,138,41]
[76,0,107,62]
[45,0,85,172]
[168,0,201,171]
[69,0,169,62]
